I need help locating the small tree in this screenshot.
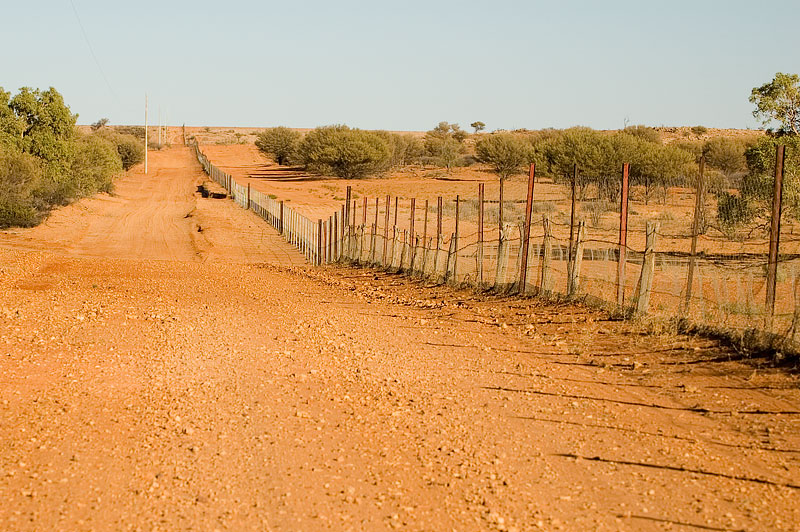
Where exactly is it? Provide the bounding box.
[470,121,486,134]
[475,133,529,180]
[424,122,467,171]
[255,127,301,166]
[91,118,109,131]
[750,72,800,135]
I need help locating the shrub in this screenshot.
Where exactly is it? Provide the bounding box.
[423,122,467,170]
[691,125,708,136]
[716,192,753,228]
[0,148,42,227]
[296,125,391,178]
[255,127,301,165]
[70,134,122,196]
[97,130,144,170]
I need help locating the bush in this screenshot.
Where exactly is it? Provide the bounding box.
[70,134,122,196]
[255,127,301,165]
[716,192,753,228]
[296,125,391,178]
[691,125,708,136]
[97,130,144,170]
[0,148,42,227]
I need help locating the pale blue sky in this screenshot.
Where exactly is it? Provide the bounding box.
[2,0,798,131]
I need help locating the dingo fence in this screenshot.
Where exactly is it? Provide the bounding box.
[193,143,798,356]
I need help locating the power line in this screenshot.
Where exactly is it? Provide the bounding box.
[68,0,122,106]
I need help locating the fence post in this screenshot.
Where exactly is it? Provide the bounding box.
[766,144,786,331]
[383,195,390,266]
[421,199,429,276]
[478,183,485,288]
[519,164,535,292]
[317,219,323,266]
[410,198,416,269]
[635,221,659,315]
[496,224,510,290]
[567,164,578,294]
[247,183,251,209]
[540,214,553,295]
[400,230,407,271]
[617,163,630,307]
[433,197,442,274]
[445,233,456,284]
[684,156,705,314]
[453,196,460,284]
[569,221,586,296]
[333,212,339,261]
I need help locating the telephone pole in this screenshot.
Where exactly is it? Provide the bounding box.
[144,94,148,175]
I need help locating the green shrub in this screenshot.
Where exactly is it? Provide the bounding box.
[0,148,42,227]
[716,192,753,228]
[296,125,391,178]
[70,134,122,196]
[691,125,708,136]
[255,127,301,165]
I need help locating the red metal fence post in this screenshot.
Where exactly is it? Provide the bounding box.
[478,183,484,287]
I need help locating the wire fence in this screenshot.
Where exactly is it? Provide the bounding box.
[193,143,799,356]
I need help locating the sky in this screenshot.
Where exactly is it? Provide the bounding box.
[2,0,798,131]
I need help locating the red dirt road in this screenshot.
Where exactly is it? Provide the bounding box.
[1,146,799,531]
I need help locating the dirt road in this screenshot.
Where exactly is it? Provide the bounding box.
[1,146,799,531]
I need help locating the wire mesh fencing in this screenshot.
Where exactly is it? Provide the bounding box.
[193,143,798,355]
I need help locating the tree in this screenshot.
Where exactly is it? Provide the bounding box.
[255,127,301,166]
[470,121,485,134]
[295,125,391,178]
[91,118,109,131]
[475,133,529,180]
[750,72,800,135]
[622,125,661,144]
[9,87,77,166]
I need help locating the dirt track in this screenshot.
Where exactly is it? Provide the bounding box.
[1,146,799,531]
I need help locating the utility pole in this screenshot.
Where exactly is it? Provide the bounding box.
[144,94,148,175]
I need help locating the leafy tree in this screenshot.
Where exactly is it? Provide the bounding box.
[470,121,485,133]
[750,72,800,135]
[475,133,529,180]
[9,87,77,167]
[255,127,301,165]
[296,125,391,178]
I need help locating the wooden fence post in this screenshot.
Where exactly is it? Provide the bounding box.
[569,221,586,296]
[684,156,705,314]
[317,219,323,266]
[478,183,485,287]
[617,163,630,307]
[519,164,535,292]
[496,224,510,290]
[635,221,659,315]
[383,195,390,266]
[452,196,459,283]
[567,164,578,293]
[766,144,786,331]
[540,214,553,294]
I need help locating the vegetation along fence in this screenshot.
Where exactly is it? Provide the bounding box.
[193,142,798,356]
